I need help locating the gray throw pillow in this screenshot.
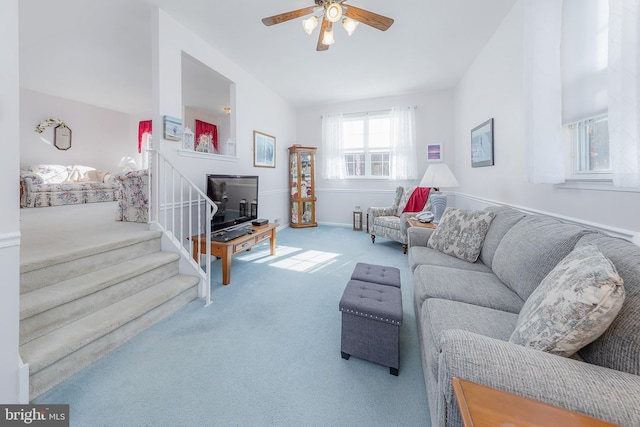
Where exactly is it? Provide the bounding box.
[509,244,625,357]
[426,207,495,262]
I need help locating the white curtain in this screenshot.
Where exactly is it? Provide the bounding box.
[523,0,565,184]
[389,106,418,180]
[609,0,640,188]
[321,113,345,179]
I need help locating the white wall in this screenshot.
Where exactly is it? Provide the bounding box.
[152,9,295,225]
[296,90,455,226]
[453,0,640,236]
[20,89,141,172]
[1,0,23,403]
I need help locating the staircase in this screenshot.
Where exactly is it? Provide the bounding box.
[19,230,200,400]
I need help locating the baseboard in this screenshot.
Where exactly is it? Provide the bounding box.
[453,192,636,241]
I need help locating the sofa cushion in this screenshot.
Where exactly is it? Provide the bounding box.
[479,206,526,269]
[427,208,495,263]
[574,233,640,375]
[421,299,519,377]
[373,215,401,230]
[408,246,492,273]
[491,216,591,301]
[413,265,525,315]
[509,244,625,357]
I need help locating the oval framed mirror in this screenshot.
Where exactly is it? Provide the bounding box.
[54,125,72,150]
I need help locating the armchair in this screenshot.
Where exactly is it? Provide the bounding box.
[367,186,432,253]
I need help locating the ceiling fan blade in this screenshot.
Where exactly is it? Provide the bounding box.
[317,18,330,51]
[344,5,394,31]
[262,6,316,26]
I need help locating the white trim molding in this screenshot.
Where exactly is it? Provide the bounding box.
[177,150,238,162]
[556,179,640,193]
[0,232,21,249]
[454,192,637,241]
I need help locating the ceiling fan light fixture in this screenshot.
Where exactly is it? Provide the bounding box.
[325,2,343,23]
[342,17,359,36]
[302,16,319,35]
[322,28,335,46]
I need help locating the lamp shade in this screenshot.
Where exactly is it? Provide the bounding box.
[419,164,459,188]
[118,156,137,171]
[302,16,318,34]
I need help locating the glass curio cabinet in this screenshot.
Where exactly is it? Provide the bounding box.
[289,144,317,228]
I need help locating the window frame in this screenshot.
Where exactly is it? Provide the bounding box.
[567,114,612,181]
[341,111,392,180]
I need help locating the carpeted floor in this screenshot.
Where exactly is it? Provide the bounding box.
[29,210,430,426]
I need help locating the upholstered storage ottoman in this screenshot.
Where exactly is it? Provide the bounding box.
[350,262,401,288]
[339,276,403,376]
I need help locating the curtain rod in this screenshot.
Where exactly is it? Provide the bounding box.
[321,105,417,118]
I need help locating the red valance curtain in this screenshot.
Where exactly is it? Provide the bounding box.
[195,120,218,151]
[138,120,152,153]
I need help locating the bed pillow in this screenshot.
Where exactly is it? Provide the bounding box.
[509,244,625,357]
[426,208,495,262]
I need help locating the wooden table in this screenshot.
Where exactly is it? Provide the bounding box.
[407,217,437,229]
[452,377,620,427]
[191,222,277,285]
[405,217,436,253]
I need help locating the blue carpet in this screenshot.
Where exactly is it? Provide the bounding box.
[34,226,430,426]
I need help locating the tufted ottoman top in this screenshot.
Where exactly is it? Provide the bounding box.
[339,280,403,325]
[350,262,401,288]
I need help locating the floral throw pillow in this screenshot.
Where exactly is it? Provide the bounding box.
[509,244,625,357]
[426,208,495,262]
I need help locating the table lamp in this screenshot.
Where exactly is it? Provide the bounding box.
[118,156,137,172]
[419,164,460,223]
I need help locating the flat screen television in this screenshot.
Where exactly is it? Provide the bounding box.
[206,174,259,231]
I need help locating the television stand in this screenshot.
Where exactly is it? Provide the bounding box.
[190,222,277,285]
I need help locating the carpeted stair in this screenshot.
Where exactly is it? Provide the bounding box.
[19,231,200,400]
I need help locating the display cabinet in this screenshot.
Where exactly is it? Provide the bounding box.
[288,144,317,228]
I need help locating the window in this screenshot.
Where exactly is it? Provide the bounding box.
[562,0,611,181]
[342,112,391,178]
[569,115,610,178]
[322,106,417,180]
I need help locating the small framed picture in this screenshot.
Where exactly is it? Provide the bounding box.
[471,118,494,167]
[253,130,276,168]
[426,143,442,162]
[163,116,183,141]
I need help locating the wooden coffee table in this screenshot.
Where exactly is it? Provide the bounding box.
[452,377,620,427]
[190,223,277,285]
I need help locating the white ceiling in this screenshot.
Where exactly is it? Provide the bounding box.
[18,0,517,114]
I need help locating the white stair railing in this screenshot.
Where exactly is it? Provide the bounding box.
[148,149,216,306]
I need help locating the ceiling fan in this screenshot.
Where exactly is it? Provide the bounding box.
[262,0,394,51]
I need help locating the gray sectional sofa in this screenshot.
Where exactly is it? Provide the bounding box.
[407,205,640,427]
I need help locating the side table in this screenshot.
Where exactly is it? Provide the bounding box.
[405,218,436,253]
[452,377,620,427]
[407,217,437,230]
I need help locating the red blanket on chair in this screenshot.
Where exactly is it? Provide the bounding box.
[402,187,431,213]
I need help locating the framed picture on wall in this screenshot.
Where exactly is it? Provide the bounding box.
[253,130,276,168]
[426,143,442,162]
[471,118,494,167]
[163,116,183,141]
